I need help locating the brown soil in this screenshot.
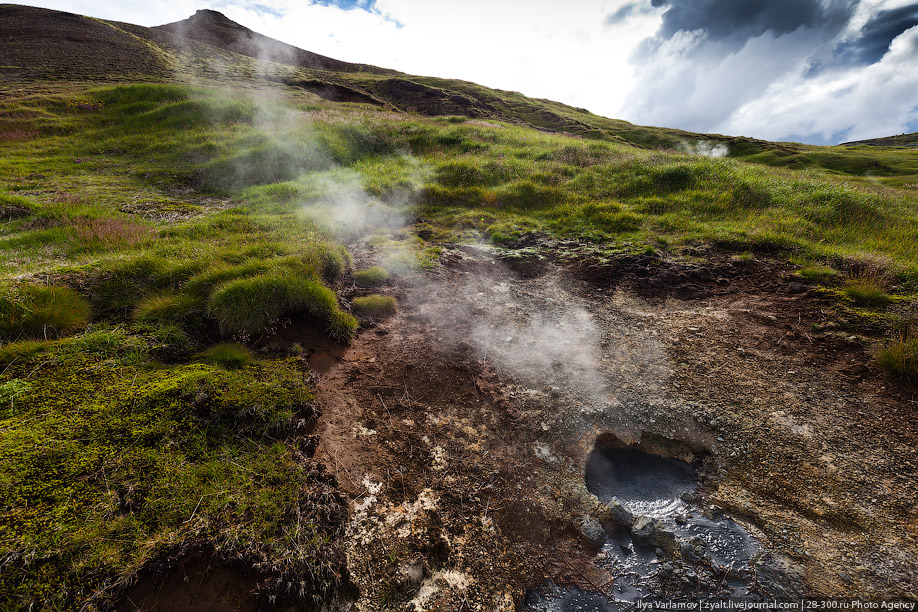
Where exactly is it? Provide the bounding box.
[0,5,171,82]
[274,242,918,610]
[116,549,261,612]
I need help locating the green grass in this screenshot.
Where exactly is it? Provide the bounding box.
[798,265,840,285]
[352,294,397,318]
[200,342,254,369]
[0,286,90,341]
[354,265,389,286]
[842,276,891,307]
[207,272,357,341]
[877,336,918,381]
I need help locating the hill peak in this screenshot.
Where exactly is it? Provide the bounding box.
[186,9,246,28]
[155,8,388,74]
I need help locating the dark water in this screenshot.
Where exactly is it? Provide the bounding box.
[585,446,697,517]
[527,445,760,610]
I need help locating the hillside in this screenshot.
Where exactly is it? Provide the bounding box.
[842,131,918,148]
[3,4,917,187]
[1,4,917,612]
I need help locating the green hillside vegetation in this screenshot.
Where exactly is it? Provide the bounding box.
[2,4,918,610]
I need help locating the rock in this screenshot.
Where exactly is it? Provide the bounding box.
[680,540,701,563]
[574,514,606,546]
[632,516,677,551]
[754,552,807,598]
[788,282,806,293]
[397,561,426,588]
[702,505,721,519]
[598,497,633,528]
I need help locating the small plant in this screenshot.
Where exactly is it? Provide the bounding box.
[201,343,254,369]
[352,295,397,318]
[731,252,754,264]
[354,266,389,287]
[0,286,91,341]
[842,274,890,307]
[66,99,105,112]
[877,335,918,382]
[798,265,839,285]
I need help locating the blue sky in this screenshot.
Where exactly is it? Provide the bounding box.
[20,0,918,144]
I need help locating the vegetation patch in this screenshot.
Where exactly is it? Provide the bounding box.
[877,335,918,382]
[354,265,389,286]
[0,285,90,341]
[0,345,343,611]
[200,342,254,369]
[798,265,840,285]
[207,272,356,341]
[352,294,397,318]
[842,276,891,307]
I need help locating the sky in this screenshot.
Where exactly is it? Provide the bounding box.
[21,0,918,144]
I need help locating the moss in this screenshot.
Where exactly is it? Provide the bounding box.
[0,345,340,611]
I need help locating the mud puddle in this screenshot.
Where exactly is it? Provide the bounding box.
[528,437,760,610]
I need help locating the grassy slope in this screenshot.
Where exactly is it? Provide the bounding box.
[2,5,918,610]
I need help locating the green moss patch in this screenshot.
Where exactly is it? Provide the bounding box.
[0,344,344,611]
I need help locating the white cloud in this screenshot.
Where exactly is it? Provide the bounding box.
[719,25,918,143]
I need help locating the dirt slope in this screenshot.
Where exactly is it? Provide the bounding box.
[270,243,917,609]
[0,4,171,81]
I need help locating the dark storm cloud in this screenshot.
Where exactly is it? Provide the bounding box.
[833,3,918,65]
[645,0,855,51]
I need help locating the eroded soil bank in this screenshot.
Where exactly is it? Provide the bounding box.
[291,243,917,609]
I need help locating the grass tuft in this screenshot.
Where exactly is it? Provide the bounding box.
[132,293,199,324]
[0,286,90,341]
[207,273,355,340]
[877,336,918,381]
[200,343,254,369]
[352,294,397,318]
[354,266,389,287]
[842,275,891,306]
[798,266,839,285]
[0,339,49,365]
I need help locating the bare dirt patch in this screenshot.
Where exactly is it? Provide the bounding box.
[116,549,261,612]
[276,243,916,609]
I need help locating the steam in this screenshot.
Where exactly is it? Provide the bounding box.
[467,277,607,399]
[678,139,729,158]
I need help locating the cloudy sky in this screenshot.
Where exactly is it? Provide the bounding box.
[22,0,918,144]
